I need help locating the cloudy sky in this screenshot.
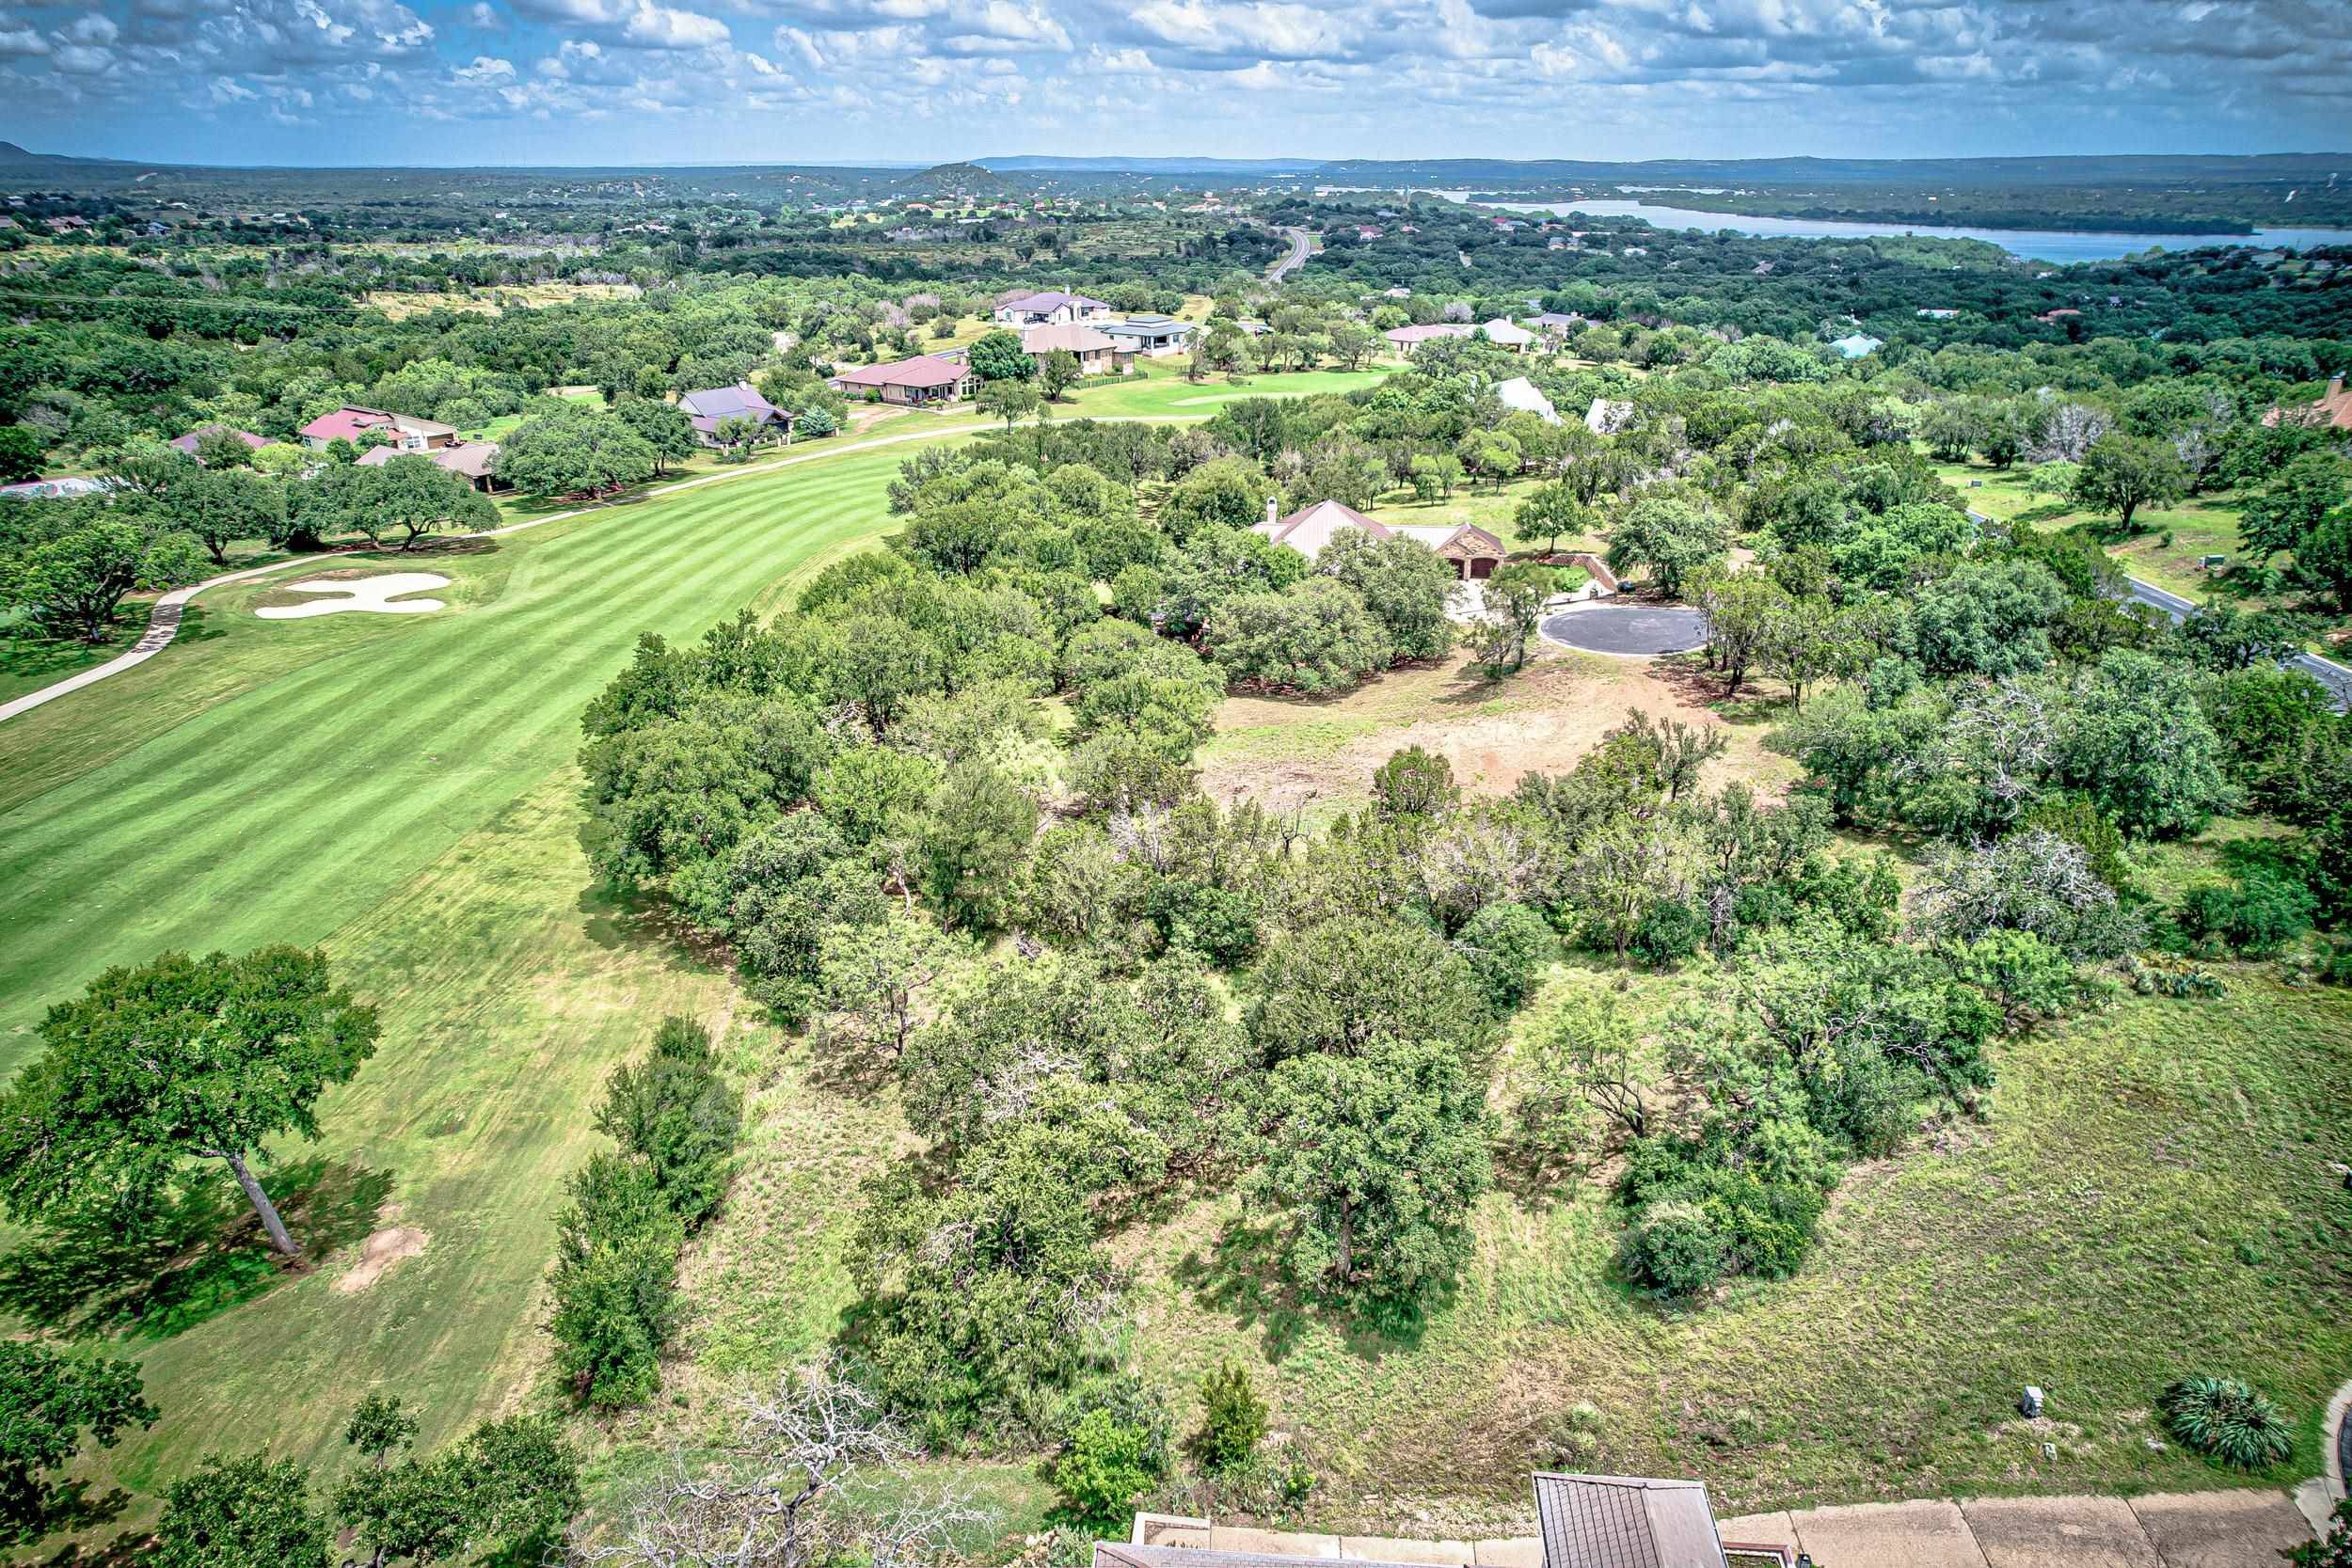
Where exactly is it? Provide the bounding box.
[3,0,2348,167]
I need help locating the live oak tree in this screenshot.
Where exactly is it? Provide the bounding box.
[2070,432,2187,534]
[0,1341,156,1538]
[335,1403,580,1568]
[1037,348,1083,403]
[1512,480,1588,558]
[0,515,208,642]
[976,377,1041,433]
[493,404,658,498]
[170,466,284,564]
[612,396,698,476]
[1605,493,1729,598]
[0,946,379,1257]
[154,1453,330,1568]
[363,455,499,550]
[594,1017,743,1230]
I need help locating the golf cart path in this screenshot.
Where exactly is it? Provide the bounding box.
[0,414,1198,726]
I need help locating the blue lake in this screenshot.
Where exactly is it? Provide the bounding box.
[1425,193,2352,264]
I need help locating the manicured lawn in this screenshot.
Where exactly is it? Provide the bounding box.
[0,437,950,1517]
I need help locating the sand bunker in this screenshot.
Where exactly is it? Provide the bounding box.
[335,1224,429,1292]
[258,572,450,620]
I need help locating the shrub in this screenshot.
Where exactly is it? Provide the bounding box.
[1621,1198,1728,1295]
[1193,1361,1268,1474]
[1629,898,1706,968]
[2175,868,2318,956]
[2158,1375,2294,1468]
[1145,879,1261,967]
[1049,1409,1160,1535]
[1453,902,1556,1016]
[547,1154,682,1409]
[594,1017,742,1229]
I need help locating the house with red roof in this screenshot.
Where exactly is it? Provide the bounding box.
[297,405,458,453]
[827,355,977,407]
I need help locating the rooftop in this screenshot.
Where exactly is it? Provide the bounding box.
[830,355,970,389]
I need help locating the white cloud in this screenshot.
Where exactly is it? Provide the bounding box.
[0,26,50,56]
[621,0,730,47]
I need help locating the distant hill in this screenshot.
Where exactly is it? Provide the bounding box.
[977,155,1326,176]
[898,162,1012,197]
[0,140,135,169]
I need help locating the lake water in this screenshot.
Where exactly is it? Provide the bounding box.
[1423,192,2352,263]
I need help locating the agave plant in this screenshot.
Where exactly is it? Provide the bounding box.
[2158,1375,2295,1468]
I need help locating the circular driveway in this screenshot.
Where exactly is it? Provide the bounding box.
[1540,603,1709,657]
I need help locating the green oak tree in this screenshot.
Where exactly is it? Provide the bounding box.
[0,946,379,1256]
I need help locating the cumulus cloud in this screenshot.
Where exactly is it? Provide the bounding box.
[7,0,2352,166]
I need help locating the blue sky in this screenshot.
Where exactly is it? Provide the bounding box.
[2,0,2348,167]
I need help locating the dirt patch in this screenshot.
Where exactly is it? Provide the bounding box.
[1198,651,1791,813]
[335,1213,429,1293]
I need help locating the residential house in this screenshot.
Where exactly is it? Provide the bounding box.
[1495,376,1559,424]
[1254,498,1506,581]
[297,405,458,454]
[1020,322,1134,377]
[827,355,977,407]
[1829,333,1882,359]
[1523,311,1584,341]
[2264,374,2352,432]
[1103,314,1197,357]
[677,381,794,447]
[993,290,1114,325]
[1915,307,1962,319]
[1477,318,1537,351]
[356,439,507,493]
[1383,323,1471,352]
[169,425,269,461]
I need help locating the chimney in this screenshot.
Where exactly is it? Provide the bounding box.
[2331,375,2346,397]
[1265,496,1279,527]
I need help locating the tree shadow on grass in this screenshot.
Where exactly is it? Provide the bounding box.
[0,1157,392,1341]
[1,1478,135,1555]
[1171,1213,1434,1368]
[7,1526,151,1568]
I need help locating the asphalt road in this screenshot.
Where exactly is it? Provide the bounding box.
[1267,226,1311,283]
[1540,603,1710,656]
[1965,508,2352,709]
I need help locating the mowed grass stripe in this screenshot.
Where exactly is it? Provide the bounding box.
[0,447,909,1062]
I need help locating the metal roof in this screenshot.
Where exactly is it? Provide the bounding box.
[1532,1473,1726,1568]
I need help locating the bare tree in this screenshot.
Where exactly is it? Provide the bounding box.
[591,1361,983,1568]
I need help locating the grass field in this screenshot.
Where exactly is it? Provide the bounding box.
[0,437,969,1517]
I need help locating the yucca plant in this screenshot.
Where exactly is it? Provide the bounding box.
[2158,1375,2294,1468]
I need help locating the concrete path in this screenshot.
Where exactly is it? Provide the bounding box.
[1139,1484,2316,1568]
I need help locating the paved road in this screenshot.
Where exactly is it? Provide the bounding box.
[1965,508,2352,709]
[1539,603,1709,656]
[1267,226,1311,283]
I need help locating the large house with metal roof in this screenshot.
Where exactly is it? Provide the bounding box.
[1104,314,1197,357]
[677,382,794,448]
